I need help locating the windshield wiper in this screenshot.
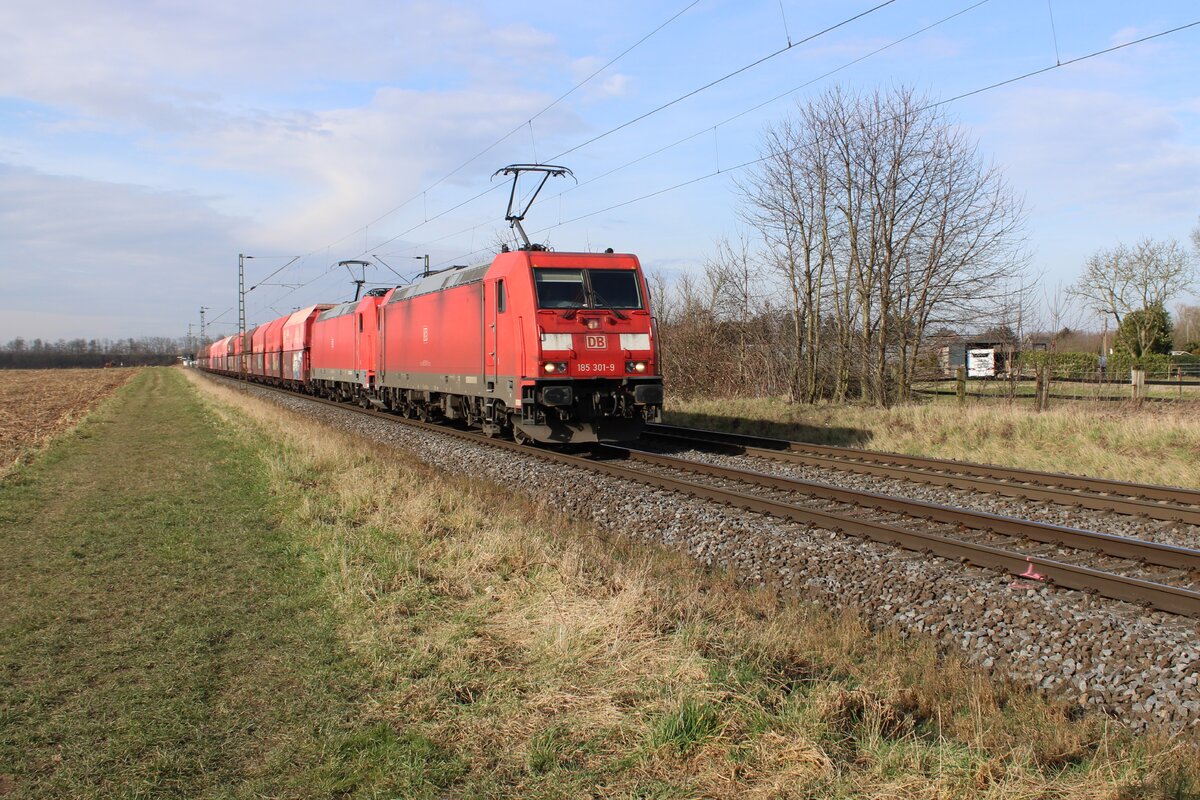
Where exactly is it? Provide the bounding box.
[588,287,627,319]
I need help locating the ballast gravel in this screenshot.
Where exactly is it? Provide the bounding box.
[634,441,1200,551]
[208,375,1200,733]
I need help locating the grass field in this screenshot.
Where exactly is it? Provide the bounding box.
[665,396,1200,489]
[2,368,1197,797]
[0,368,138,477]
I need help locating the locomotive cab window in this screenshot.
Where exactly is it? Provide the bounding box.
[533,268,643,310]
[497,279,506,313]
[588,269,642,309]
[534,269,587,308]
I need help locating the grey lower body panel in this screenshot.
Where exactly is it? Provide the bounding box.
[312,368,366,385]
[379,370,516,406]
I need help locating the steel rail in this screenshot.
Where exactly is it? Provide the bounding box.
[647,423,1200,505]
[594,445,1200,573]
[204,373,1200,617]
[644,425,1200,525]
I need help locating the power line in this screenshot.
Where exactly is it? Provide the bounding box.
[549,0,898,162]
[552,18,1200,230]
[558,0,991,200]
[536,0,704,123]
[277,0,896,304]
[267,0,902,311]
[426,18,1200,268]
[300,0,706,261]
[1047,0,1062,66]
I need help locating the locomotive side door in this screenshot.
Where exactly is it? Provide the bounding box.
[355,311,364,386]
[376,310,385,388]
[484,278,498,391]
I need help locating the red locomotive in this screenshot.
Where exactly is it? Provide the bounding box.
[199,165,664,444]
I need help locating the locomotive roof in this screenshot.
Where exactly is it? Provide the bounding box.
[387,263,489,304]
[316,301,358,321]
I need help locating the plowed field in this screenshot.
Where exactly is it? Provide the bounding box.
[0,367,139,473]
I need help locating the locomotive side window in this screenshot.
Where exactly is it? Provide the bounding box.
[497,279,506,313]
[587,270,642,309]
[534,269,587,308]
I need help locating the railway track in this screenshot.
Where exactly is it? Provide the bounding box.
[644,423,1200,525]
[210,376,1200,618]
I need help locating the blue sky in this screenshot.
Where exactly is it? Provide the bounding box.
[1,0,1197,341]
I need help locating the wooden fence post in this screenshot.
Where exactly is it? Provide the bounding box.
[1035,367,1050,411]
[1131,369,1145,402]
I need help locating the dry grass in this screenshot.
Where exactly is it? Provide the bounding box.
[666,396,1200,489]
[0,367,139,476]
[186,372,1199,798]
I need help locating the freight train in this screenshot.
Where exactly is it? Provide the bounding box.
[199,248,664,444]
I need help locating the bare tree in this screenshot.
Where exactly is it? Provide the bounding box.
[737,85,1026,405]
[1069,237,1196,327]
[738,114,834,403]
[1172,302,1200,350]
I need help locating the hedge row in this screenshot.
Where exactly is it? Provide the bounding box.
[1015,351,1198,377]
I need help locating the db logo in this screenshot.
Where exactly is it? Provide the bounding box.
[585,334,607,350]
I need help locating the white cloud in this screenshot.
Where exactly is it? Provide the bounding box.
[972,82,1200,290]
[595,73,632,99]
[569,56,633,100]
[172,85,587,252]
[0,1,569,135]
[0,162,248,339]
[980,86,1200,222]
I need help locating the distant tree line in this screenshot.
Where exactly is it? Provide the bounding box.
[0,336,191,369]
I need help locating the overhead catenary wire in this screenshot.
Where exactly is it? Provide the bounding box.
[247,1,904,314]
[424,18,1200,270]
[247,256,300,291]
[298,0,705,261]
[556,0,991,200]
[376,0,985,273]
[268,13,1199,315]
[551,19,1200,231]
[1047,0,1062,65]
[548,0,898,162]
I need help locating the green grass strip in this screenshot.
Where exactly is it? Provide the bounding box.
[0,369,457,799]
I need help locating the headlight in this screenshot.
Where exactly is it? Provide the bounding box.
[625,361,647,374]
[543,362,569,374]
